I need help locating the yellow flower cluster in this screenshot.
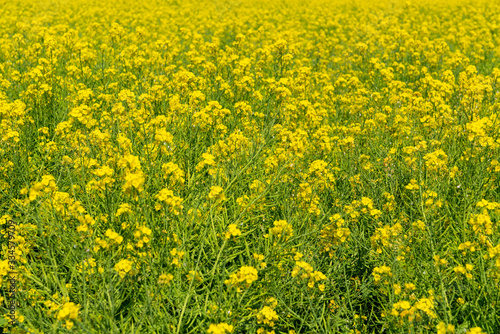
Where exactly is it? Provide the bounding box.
[436,322,455,334]
[170,248,185,267]
[162,162,185,184]
[371,223,403,254]
[28,175,58,201]
[390,296,437,321]
[133,225,152,248]
[268,220,293,241]
[207,323,233,334]
[158,273,173,285]
[56,302,80,330]
[224,266,258,292]
[155,188,184,214]
[320,214,350,256]
[453,264,474,279]
[372,266,392,284]
[208,186,226,201]
[196,153,217,172]
[256,306,279,327]
[114,259,135,278]
[291,261,327,291]
[224,224,242,240]
[105,229,123,245]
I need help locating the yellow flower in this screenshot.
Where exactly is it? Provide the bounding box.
[437,322,456,334]
[257,306,279,327]
[195,153,216,171]
[105,229,123,244]
[186,270,203,283]
[114,259,133,278]
[412,220,426,230]
[269,220,293,240]
[207,323,233,334]
[116,203,133,216]
[154,128,173,143]
[453,264,473,279]
[155,188,184,214]
[122,171,145,194]
[292,261,313,277]
[65,320,74,330]
[224,266,258,291]
[208,186,226,201]
[372,265,392,283]
[158,273,173,285]
[56,302,80,321]
[399,301,411,310]
[405,179,420,190]
[224,224,242,239]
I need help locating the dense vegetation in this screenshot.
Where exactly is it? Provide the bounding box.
[1,0,499,333]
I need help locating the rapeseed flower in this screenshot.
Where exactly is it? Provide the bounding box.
[225,266,258,291]
[207,323,233,334]
[114,259,134,278]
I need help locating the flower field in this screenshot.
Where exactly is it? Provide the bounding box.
[1,0,500,332]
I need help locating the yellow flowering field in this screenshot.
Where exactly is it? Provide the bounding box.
[1,0,500,332]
